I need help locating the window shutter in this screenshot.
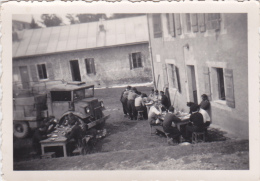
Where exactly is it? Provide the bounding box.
[152,14,162,38]
[46,62,55,80]
[162,63,168,86]
[191,14,198,32]
[206,13,220,30]
[175,14,182,35]
[129,53,132,70]
[198,14,206,32]
[140,53,144,67]
[224,69,235,108]
[167,14,175,37]
[203,67,212,101]
[29,65,38,82]
[91,59,96,75]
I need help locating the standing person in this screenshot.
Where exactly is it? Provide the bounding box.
[160,91,171,110]
[162,106,182,144]
[127,87,138,120]
[135,93,148,120]
[148,103,162,125]
[185,104,205,141]
[120,86,131,117]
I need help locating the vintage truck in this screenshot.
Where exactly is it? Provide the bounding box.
[13,81,109,138]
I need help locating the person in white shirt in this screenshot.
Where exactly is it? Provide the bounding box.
[135,93,148,119]
[199,108,211,127]
[148,104,162,125]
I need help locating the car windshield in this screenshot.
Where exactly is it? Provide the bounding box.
[73,87,94,100]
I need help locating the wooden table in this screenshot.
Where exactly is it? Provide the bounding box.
[40,127,69,157]
[159,112,190,131]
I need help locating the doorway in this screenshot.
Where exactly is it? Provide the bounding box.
[19,66,30,89]
[186,65,198,104]
[70,60,81,81]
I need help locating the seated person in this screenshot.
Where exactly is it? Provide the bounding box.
[160,91,171,110]
[148,89,155,100]
[187,102,196,114]
[148,103,162,125]
[199,108,211,127]
[153,90,159,102]
[199,94,210,111]
[162,106,181,143]
[44,116,58,134]
[135,93,148,119]
[32,123,48,155]
[185,104,205,140]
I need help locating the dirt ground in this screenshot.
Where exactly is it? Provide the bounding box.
[13,85,249,170]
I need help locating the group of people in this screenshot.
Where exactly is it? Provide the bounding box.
[120,86,171,120]
[32,113,91,155]
[146,93,211,144]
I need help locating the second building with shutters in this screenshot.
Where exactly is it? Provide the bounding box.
[147,13,248,139]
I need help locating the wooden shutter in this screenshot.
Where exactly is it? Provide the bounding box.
[152,14,162,38]
[198,14,206,32]
[206,13,220,30]
[46,62,55,80]
[162,63,169,86]
[129,53,132,70]
[91,59,96,75]
[167,14,175,37]
[203,67,212,100]
[224,69,235,108]
[175,14,182,35]
[29,64,38,82]
[191,14,198,33]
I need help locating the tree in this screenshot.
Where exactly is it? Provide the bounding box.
[66,14,79,25]
[30,17,40,29]
[76,14,107,23]
[40,14,62,27]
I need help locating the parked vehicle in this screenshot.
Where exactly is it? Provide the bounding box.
[13,81,109,138]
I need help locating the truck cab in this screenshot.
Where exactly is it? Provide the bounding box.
[13,81,109,138]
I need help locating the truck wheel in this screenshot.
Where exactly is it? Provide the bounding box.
[13,122,29,138]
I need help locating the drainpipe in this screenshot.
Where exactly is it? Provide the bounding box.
[146,14,156,89]
[183,44,190,102]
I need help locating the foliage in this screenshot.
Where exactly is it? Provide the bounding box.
[40,14,62,27]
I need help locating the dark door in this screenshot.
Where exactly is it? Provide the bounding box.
[19,66,30,89]
[70,60,81,81]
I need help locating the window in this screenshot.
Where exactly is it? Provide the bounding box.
[185,14,191,33]
[51,91,72,101]
[152,14,163,38]
[85,58,96,75]
[166,14,175,37]
[37,64,48,80]
[168,64,181,93]
[216,68,225,100]
[129,52,143,69]
[207,13,221,30]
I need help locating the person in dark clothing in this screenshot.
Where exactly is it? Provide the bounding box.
[32,124,48,155]
[163,106,181,143]
[185,104,205,140]
[127,87,138,120]
[160,91,170,110]
[120,86,131,117]
[199,94,210,110]
[187,102,196,114]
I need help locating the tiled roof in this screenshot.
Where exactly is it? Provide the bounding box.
[13,16,149,58]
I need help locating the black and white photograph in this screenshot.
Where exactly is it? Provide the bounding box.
[1,1,259,181]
